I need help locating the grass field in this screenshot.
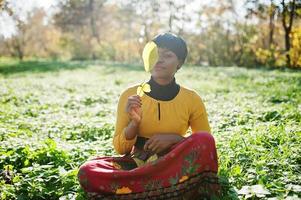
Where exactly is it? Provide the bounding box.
[0,60,300,199]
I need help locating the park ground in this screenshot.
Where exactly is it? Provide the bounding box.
[0,60,300,199]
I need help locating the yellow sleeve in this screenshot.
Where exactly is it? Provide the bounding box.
[112,89,137,155]
[189,92,211,134]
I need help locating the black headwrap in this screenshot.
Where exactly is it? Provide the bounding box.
[152,32,188,64]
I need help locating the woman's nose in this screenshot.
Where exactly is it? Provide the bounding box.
[157,54,164,63]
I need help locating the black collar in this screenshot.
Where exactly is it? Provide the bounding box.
[146,76,180,101]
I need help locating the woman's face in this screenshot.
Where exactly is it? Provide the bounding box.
[151,47,181,80]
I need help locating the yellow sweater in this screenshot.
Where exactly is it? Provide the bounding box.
[113,85,211,155]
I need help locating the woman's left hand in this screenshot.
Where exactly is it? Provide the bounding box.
[144,134,184,154]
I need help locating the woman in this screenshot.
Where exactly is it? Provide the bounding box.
[78,33,219,199]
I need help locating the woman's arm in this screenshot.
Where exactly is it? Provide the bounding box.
[113,92,142,155]
[124,120,140,140]
[189,92,211,133]
[124,95,142,140]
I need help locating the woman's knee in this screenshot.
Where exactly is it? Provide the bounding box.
[77,162,91,184]
[190,132,216,148]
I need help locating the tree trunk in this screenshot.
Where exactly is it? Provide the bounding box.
[281,0,296,67]
[269,0,275,48]
[168,1,174,32]
[88,0,104,60]
[14,40,24,61]
[284,28,291,66]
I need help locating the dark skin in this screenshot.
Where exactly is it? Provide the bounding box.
[125,47,184,154]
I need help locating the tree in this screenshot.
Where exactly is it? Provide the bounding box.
[245,0,301,67]
[54,0,107,60]
[280,0,300,67]
[3,9,63,60]
[268,0,277,47]
[193,0,245,66]
[245,0,276,48]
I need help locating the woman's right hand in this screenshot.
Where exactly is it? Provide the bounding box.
[126,95,142,124]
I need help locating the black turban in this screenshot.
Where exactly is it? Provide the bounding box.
[152,32,188,64]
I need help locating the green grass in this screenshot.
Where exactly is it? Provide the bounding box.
[0,60,300,199]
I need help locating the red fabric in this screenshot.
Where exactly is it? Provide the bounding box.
[78,132,218,195]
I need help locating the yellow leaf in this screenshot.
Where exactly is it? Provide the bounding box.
[146,154,158,163]
[136,82,151,97]
[132,157,145,167]
[179,175,189,183]
[133,154,158,167]
[142,41,158,72]
[141,83,151,92]
[111,162,121,169]
[136,86,144,97]
[116,186,132,194]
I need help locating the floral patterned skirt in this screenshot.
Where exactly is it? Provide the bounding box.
[78,132,220,199]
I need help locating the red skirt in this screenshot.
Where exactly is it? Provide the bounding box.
[78,132,220,199]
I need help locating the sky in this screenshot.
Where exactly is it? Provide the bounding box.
[0,0,247,39]
[0,0,61,39]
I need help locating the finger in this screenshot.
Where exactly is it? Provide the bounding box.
[128,100,142,107]
[129,103,142,109]
[128,103,141,110]
[128,110,139,117]
[151,142,161,154]
[131,95,142,101]
[129,95,142,102]
[147,139,158,151]
[129,107,141,117]
[144,138,153,151]
[128,99,142,105]
[127,104,141,113]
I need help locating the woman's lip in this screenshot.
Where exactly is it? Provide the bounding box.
[154,67,164,71]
